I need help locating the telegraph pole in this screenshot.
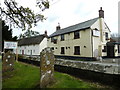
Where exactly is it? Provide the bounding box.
[0,18,2,90]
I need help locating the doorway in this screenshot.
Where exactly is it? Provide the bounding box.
[106,42,115,58]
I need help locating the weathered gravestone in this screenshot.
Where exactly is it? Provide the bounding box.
[2,51,15,72]
[40,47,55,88]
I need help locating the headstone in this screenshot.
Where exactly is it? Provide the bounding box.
[40,47,55,88]
[2,51,15,72]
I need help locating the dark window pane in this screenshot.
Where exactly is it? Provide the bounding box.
[74,46,80,55]
[105,32,108,40]
[51,47,54,50]
[61,47,65,54]
[61,34,64,41]
[74,31,80,39]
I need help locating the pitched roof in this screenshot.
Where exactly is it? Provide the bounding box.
[18,34,46,46]
[49,17,99,37]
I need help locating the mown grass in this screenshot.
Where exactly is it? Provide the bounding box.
[3,61,111,88]
[48,72,95,88]
[3,62,40,88]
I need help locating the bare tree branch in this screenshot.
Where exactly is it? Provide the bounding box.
[0,0,50,30]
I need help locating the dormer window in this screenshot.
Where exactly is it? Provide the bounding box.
[74,31,80,39]
[61,34,64,41]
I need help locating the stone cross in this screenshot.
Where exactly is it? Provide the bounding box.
[40,47,55,88]
[2,51,15,72]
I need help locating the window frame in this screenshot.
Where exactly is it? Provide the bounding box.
[74,31,80,39]
[61,34,64,41]
[61,47,65,54]
[74,46,80,55]
[105,32,108,40]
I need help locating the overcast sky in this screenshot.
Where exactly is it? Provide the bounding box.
[2,0,119,36]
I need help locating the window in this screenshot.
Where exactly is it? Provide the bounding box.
[105,32,108,40]
[51,37,54,42]
[74,31,80,39]
[51,47,54,50]
[51,37,57,44]
[74,46,80,55]
[102,46,107,52]
[61,47,65,54]
[61,34,64,41]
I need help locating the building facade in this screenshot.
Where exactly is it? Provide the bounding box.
[47,7,119,58]
[18,34,47,56]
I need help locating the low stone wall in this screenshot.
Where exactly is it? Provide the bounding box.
[55,58,120,75]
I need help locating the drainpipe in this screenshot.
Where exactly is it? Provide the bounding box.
[91,29,93,58]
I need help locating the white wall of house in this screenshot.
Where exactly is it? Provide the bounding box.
[48,18,119,58]
[18,37,47,56]
[39,38,47,53]
[91,18,111,57]
[18,44,40,55]
[48,29,93,57]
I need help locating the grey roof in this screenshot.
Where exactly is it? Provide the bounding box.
[18,34,46,46]
[49,17,99,37]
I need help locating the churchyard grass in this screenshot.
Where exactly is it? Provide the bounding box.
[3,61,112,88]
[3,62,40,88]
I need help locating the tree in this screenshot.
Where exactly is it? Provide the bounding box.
[2,20,18,50]
[111,33,119,38]
[110,33,120,42]
[2,20,12,41]
[19,30,40,39]
[0,0,50,30]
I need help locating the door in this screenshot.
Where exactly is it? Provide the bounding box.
[107,43,115,58]
[22,50,24,55]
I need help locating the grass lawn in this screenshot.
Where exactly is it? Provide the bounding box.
[3,61,111,88]
[3,62,40,88]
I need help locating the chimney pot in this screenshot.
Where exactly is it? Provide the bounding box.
[99,7,104,18]
[56,23,61,30]
[44,30,47,35]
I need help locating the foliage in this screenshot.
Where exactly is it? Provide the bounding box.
[111,33,120,38]
[2,21,12,41]
[19,30,40,39]
[2,20,18,50]
[0,0,50,30]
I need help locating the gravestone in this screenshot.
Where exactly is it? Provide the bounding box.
[2,51,15,72]
[40,47,55,88]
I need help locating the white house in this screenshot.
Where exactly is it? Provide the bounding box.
[18,32,48,56]
[47,7,119,59]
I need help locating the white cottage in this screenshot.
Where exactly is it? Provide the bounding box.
[18,33,47,56]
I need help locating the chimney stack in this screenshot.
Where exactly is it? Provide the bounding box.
[99,7,104,18]
[56,23,61,30]
[44,30,47,36]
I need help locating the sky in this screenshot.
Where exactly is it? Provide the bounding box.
[1,0,120,36]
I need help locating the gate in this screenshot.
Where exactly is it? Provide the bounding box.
[106,42,115,58]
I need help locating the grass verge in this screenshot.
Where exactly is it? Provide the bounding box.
[3,61,113,88]
[3,62,40,88]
